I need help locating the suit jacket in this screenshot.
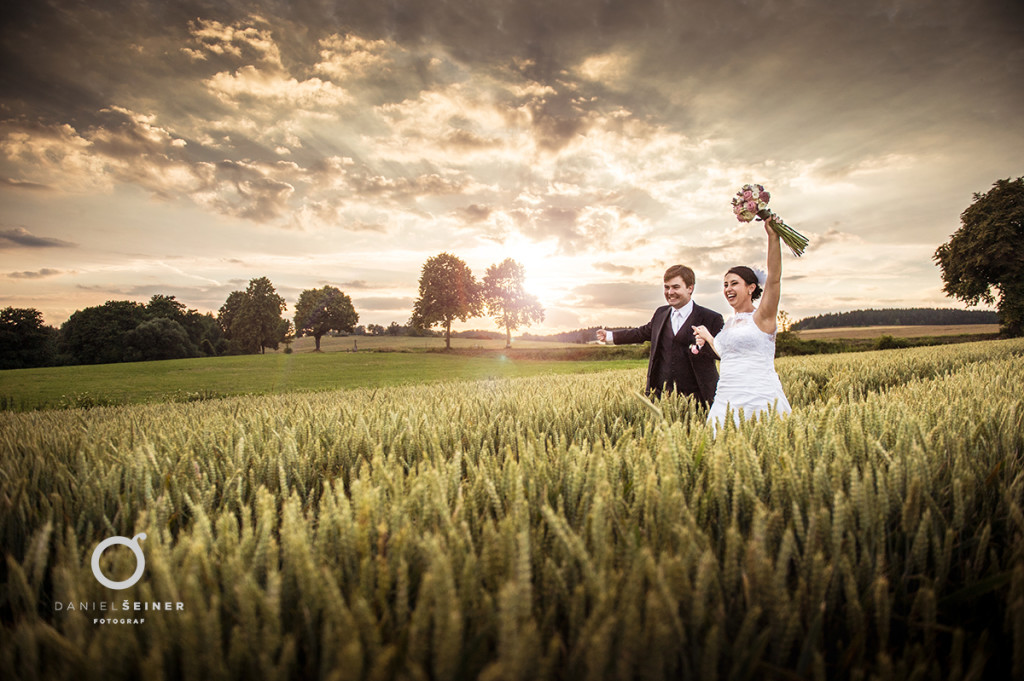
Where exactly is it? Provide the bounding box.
[612,303,724,402]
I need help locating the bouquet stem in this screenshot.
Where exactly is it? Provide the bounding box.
[757,209,808,257]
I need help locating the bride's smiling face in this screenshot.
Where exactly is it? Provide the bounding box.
[723,273,756,309]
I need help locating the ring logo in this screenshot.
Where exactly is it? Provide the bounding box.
[91,533,147,590]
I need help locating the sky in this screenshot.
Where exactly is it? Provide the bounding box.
[1,0,1021,335]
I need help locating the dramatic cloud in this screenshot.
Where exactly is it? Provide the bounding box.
[1,0,1020,327]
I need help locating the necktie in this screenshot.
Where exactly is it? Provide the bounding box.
[671,309,683,335]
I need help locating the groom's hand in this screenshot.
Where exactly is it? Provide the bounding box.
[596,329,608,343]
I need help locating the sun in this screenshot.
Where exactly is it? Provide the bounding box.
[468,234,563,308]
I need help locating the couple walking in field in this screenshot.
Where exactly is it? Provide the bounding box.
[598,224,791,430]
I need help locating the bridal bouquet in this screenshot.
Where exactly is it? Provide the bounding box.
[731,184,808,256]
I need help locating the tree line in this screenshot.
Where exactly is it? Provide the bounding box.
[791,307,999,331]
[1,254,543,369]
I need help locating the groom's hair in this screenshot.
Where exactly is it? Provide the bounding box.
[663,265,695,287]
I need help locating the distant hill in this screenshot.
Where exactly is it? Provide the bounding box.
[792,308,998,330]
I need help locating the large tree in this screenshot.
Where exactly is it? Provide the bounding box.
[294,286,359,351]
[58,300,149,364]
[481,258,545,348]
[218,277,287,354]
[410,252,482,349]
[0,307,57,369]
[934,176,1024,336]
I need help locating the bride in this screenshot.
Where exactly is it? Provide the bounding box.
[693,223,792,430]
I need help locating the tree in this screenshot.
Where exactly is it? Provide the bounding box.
[146,294,188,322]
[218,291,247,342]
[271,318,292,353]
[218,277,287,353]
[294,285,359,351]
[183,311,224,356]
[481,258,545,348]
[125,317,193,362]
[776,310,792,333]
[934,176,1024,336]
[59,300,149,364]
[410,252,482,349]
[0,307,57,369]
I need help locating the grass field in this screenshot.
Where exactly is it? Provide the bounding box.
[3,338,1023,680]
[796,324,1001,339]
[0,349,644,411]
[288,335,583,353]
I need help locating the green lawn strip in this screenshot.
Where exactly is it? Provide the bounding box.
[0,352,646,411]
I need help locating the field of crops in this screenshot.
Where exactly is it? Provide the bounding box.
[2,339,1023,680]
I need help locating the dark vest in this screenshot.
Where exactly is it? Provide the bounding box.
[651,318,702,400]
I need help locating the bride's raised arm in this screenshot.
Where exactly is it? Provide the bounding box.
[754,222,782,334]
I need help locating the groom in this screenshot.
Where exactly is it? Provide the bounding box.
[597,265,724,406]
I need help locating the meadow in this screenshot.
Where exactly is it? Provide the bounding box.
[0,348,643,412]
[2,338,1023,680]
[287,335,584,353]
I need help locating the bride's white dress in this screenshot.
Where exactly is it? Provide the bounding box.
[707,311,791,429]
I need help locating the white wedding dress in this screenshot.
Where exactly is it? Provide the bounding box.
[707,311,791,430]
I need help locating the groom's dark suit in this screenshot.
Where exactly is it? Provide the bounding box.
[612,303,724,404]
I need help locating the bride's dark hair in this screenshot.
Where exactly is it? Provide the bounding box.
[726,266,762,301]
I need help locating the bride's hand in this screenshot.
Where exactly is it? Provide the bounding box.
[692,325,711,345]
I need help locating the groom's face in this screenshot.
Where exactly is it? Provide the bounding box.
[663,276,694,309]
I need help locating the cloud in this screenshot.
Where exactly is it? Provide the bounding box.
[204,66,351,110]
[315,34,396,82]
[7,268,64,279]
[593,262,637,276]
[353,296,414,310]
[676,228,764,271]
[0,122,114,192]
[0,227,76,249]
[183,17,283,67]
[0,177,51,191]
[453,204,494,224]
[575,50,635,88]
[571,282,662,310]
[192,160,296,221]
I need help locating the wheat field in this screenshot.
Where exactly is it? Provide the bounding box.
[2,339,1023,680]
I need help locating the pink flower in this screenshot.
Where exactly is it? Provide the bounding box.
[745,200,758,212]
[759,191,770,202]
[733,203,743,214]
[742,190,754,200]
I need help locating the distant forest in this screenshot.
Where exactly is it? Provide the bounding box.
[791,308,998,330]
